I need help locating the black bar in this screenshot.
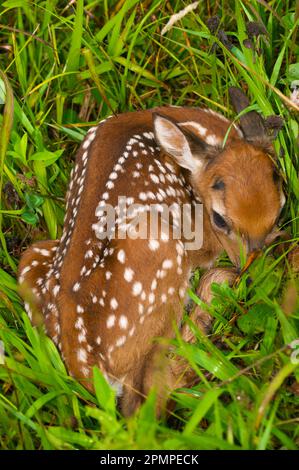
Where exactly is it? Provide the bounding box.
[0,450,298,466]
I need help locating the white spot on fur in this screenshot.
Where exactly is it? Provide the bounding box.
[107,315,116,328]
[162,259,173,269]
[206,134,218,145]
[110,298,118,310]
[33,248,51,256]
[116,336,126,347]
[73,282,80,292]
[132,282,142,296]
[53,285,60,297]
[119,315,128,330]
[77,348,87,363]
[148,239,160,251]
[117,249,126,264]
[124,267,134,282]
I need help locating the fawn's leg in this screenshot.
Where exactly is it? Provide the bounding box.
[182,267,238,339]
[143,344,174,417]
[120,268,238,417]
[167,267,238,394]
[119,367,145,417]
[18,240,60,328]
[120,318,183,417]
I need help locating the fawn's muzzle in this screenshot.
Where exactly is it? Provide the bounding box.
[247,237,266,254]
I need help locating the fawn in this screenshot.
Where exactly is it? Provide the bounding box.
[18,87,285,415]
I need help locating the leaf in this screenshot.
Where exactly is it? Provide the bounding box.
[64,0,83,87]
[46,427,94,448]
[114,56,168,89]
[32,161,57,238]
[56,126,85,142]
[135,390,157,445]
[287,63,299,81]
[0,72,15,271]
[95,0,140,43]
[93,366,116,415]
[237,303,273,335]
[25,193,44,210]
[25,391,66,419]
[275,303,298,345]
[13,133,28,165]
[261,315,278,354]
[290,119,299,141]
[255,362,298,429]
[2,0,29,7]
[183,389,223,435]
[269,20,299,87]
[29,149,63,167]
[0,78,6,104]
[21,211,38,225]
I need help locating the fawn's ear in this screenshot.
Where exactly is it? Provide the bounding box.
[229,87,267,142]
[153,113,218,172]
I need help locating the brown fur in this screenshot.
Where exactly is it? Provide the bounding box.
[18,105,284,416]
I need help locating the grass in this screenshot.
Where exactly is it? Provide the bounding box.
[0,0,298,450]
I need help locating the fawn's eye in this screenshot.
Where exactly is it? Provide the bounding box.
[212,179,225,190]
[212,210,228,230]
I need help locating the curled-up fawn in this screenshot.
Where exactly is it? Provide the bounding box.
[18,88,285,415]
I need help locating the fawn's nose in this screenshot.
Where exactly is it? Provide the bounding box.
[247,237,265,254]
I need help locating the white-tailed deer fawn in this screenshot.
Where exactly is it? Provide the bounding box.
[18,88,285,415]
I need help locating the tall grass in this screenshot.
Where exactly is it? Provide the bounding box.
[0,0,298,450]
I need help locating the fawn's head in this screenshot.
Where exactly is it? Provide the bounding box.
[153,88,285,266]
